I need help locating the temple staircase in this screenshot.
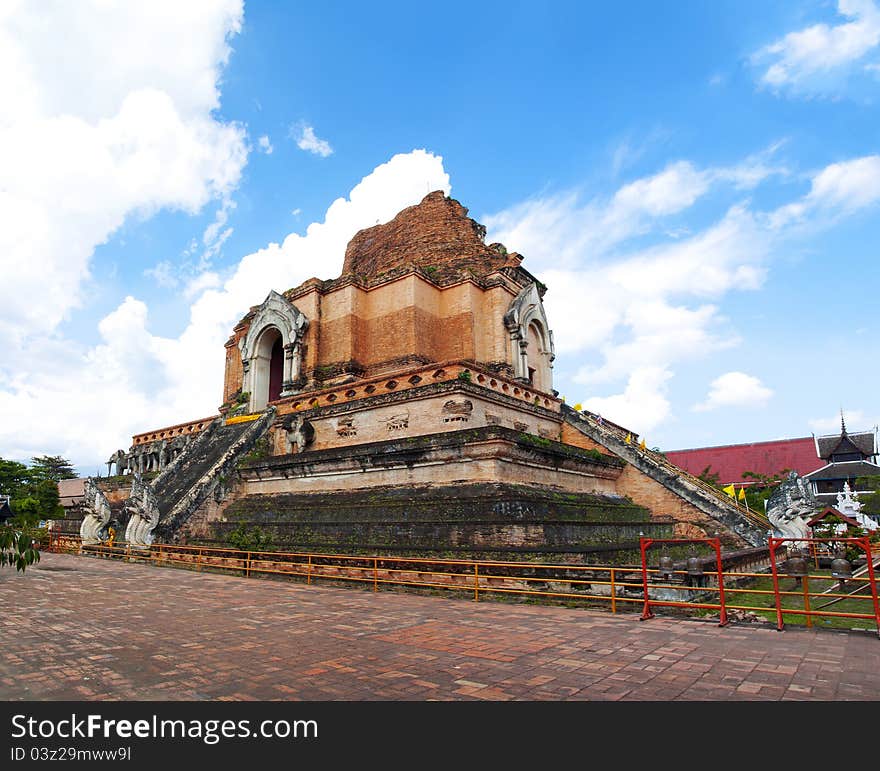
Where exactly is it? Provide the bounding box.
[561,405,770,547]
[125,408,276,546]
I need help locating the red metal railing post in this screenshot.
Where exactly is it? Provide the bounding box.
[860,536,880,639]
[769,537,785,632]
[714,538,728,627]
[640,537,654,620]
[373,557,378,592]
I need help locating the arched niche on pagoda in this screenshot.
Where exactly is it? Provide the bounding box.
[503,282,555,394]
[239,291,309,412]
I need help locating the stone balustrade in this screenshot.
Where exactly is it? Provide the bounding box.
[272,360,560,415]
[132,415,218,446]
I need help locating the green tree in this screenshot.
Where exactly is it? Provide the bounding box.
[0,456,69,525]
[0,526,40,572]
[740,469,791,511]
[10,479,63,526]
[227,524,274,552]
[697,466,721,488]
[811,513,867,562]
[855,475,880,519]
[29,455,77,482]
[0,458,31,498]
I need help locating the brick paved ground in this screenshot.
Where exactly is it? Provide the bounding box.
[2,552,878,701]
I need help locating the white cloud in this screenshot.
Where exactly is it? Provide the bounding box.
[0,150,451,469]
[603,204,769,300]
[484,159,777,434]
[806,154,880,210]
[767,154,880,228]
[480,164,706,275]
[0,0,248,347]
[257,135,273,154]
[753,0,880,95]
[145,196,237,290]
[183,271,221,300]
[575,302,739,387]
[583,368,673,434]
[483,152,783,275]
[485,148,879,435]
[612,161,710,217]
[143,261,179,289]
[693,372,774,412]
[200,198,236,264]
[294,123,333,157]
[713,141,790,190]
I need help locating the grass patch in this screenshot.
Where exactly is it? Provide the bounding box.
[717,570,878,632]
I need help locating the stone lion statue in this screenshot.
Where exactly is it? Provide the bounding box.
[766,471,817,544]
[286,415,315,453]
[123,473,161,549]
[80,478,113,544]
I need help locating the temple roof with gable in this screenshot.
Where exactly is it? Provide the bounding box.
[804,460,880,481]
[816,431,876,460]
[806,507,863,529]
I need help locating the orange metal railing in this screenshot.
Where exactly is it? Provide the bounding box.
[42,533,880,637]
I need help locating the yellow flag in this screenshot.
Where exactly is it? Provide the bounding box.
[625,433,632,444]
[722,484,736,498]
[639,438,647,450]
[738,487,746,501]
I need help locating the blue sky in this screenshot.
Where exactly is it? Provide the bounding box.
[1,0,879,475]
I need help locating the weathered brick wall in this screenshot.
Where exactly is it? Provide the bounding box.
[342,191,521,280]
[560,422,734,543]
[96,476,132,504]
[220,191,549,403]
[230,272,520,393]
[222,325,247,404]
[561,423,612,454]
[614,464,730,542]
[560,408,766,548]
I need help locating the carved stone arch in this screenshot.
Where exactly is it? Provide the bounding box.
[503,282,555,394]
[239,291,309,412]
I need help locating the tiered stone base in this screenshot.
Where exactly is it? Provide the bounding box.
[182,426,674,563]
[209,482,671,563]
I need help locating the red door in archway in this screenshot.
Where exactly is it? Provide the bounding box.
[269,336,283,402]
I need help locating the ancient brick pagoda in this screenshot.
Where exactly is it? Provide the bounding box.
[79,192,768,562]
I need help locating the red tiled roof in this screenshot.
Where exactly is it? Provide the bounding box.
[57,477,86,507]
[806,507,862,529]
[665,437,823,485]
